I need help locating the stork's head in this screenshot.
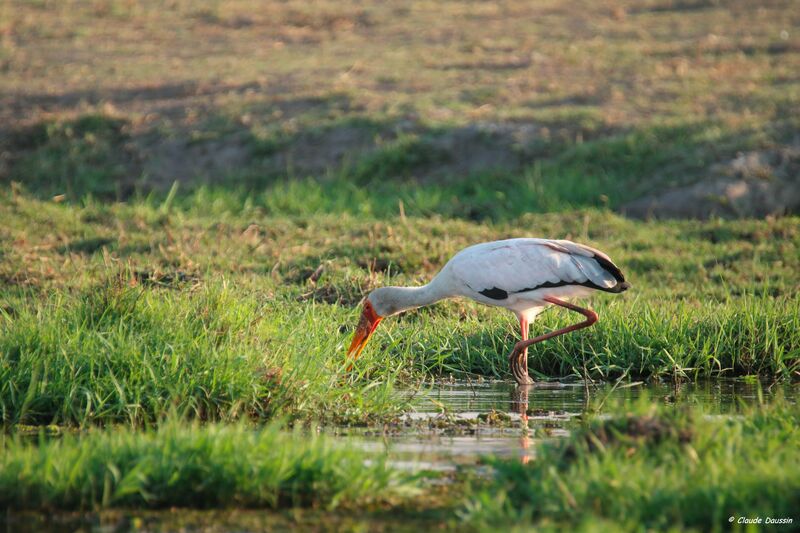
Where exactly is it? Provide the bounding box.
[346,287,422,364]
[346,295,384,363]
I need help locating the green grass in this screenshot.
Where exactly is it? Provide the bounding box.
[405,295,800,381]
[4,281,796,427]
[463,397,800,531]
[0,419,415,510]
[0,280,407,426]
[4,392,799,532]
[1,190,797,426]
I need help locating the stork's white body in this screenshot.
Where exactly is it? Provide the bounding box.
[440,238,626,318]
[368,238,628,320]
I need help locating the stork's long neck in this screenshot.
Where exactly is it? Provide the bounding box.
[374,278,452,316]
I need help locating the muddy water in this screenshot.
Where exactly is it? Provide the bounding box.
[333,379,797,471]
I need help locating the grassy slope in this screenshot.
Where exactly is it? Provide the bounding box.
[2,1,798,209]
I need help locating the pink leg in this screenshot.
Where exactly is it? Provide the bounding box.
[508,297,598,385]
[509,315,534,385]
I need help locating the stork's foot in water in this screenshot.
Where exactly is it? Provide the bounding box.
[508,346,535,385]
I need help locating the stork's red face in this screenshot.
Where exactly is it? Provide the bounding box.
[346,300,383,364]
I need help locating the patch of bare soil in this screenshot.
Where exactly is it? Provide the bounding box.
[142,120,545,186]
[622,145,800,219]
[267,124,392,178]
[140,133,252,187]
[266,121,542,181]
[0,66,594,193]
[426,123,540,181]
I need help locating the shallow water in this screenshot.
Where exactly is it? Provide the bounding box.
[333,379,797,471]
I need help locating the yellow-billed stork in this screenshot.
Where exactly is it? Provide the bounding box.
[347,238,630,384]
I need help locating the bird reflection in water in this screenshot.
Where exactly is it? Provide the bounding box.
[512,385,533,464]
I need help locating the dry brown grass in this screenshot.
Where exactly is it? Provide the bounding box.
[2,0,796,130]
